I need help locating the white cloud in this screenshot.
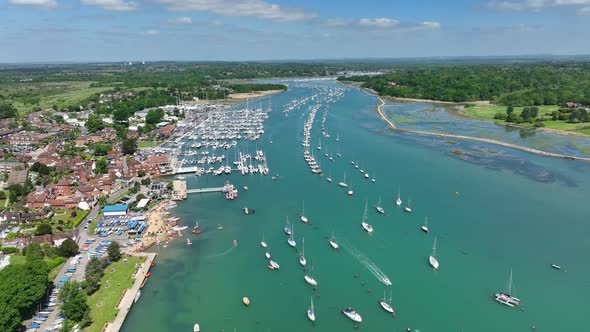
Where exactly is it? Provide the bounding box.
[487,0,590,12]
[81,0,138,11]
[325,18,440,31]
[144,29,160,35]
[155,0,317,22]
[358,18,400,28]
[578,5,590,13]
[168,16,192,24]
[8,0,57,8]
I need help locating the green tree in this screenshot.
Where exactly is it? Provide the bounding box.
[0,260,50,318]
[145,108,164,124]
[122,138,137,155]
[95,157,108,174]
[84,257,105,295]
[35,223,53,236]
[58,281,89,322]
[85,114,105,133]
[24,243,44,262]
[57,238,79,258]
[0,103,17,119]
[107,242,122,262]
[137,169,146,177]
[506,105,514,114]
[0,300,21,332]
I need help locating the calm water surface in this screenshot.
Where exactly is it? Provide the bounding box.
[122,80,590,332]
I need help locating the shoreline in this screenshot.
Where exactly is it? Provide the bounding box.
[373,94,590,162]
[129,200,172,253]
[227,89,285,99]
[339,80,590,139]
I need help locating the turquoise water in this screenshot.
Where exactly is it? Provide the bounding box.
[122,80,590,332]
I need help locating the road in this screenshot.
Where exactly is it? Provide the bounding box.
[35,185,134,331]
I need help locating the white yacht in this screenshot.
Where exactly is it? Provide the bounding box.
[304,274,318,286]
[338,172,348,187]
[300,201,308,223]
[380,276,392,286]
[269,260,280,269]
[299,238,307,266]
[421,217,429,233]
[329,231,339,249]
[265,251,271,259]
[284,217,292,235]
[494,269,521,307]
[288,222,296,247]
[404,197,412,213]
[378,289,395,315]
[361,200,373,233]
[261,234,268,248]
[307,296,316,322]
[429,236,439,270]
[395,187,402,206]
[375,196,385,214]
[342,307,362,323]
[193,323,200,332]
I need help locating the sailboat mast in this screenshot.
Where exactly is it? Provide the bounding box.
[508,269,513,294]
[432,236,437,257]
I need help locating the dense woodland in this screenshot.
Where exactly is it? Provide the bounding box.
[340,63,590,106]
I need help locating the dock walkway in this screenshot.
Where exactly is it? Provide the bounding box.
[104,252,156,332]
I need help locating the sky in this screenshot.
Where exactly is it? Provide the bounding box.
[1,0,590,62]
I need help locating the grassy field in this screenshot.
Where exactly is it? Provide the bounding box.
[86,255,145,332]
[51,209,90,229]
[462,104,590,135]
[137,140,161,148]
[0,81,111,114]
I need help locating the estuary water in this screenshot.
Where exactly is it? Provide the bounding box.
[122,80,590,332]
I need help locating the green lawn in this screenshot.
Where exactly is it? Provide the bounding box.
[9,254,26,265]
[86,256,145,332]
[462,104,590,135]
[137,141,161,148]
[50,209,90,229]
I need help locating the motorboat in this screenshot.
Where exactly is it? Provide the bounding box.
[261,234,267,248]
[194,323,200,332]
[243,297,250,306]
[269,260,280,269]
[265,252,271,259]
[342,307,362,323]
[304,274,318,286]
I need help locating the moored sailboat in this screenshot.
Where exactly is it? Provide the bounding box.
[494,269,521,307]
[299,238,307,266]
[421,217,429,233]
[378,288,395,315]
[429,236,439,270]
[288,221,296,247]
[361,200,374,233]
[307,296,316,322]
[300,201,308,223]
[329,231,339,249]
[338,172,348,187]
[375,196,384,214]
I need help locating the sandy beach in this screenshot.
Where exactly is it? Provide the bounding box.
[129,201,172,252]
[227,89,284,99]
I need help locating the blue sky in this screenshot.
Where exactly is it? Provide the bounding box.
[1,0,590,62]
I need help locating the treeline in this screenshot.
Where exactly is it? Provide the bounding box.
[228,83,287,93]
[341,63,590,106]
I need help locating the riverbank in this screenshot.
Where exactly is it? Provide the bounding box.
[227,89,285,99]
[374,95,590,161]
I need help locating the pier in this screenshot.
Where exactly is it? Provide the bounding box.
[105,252,156,332]
[186,182,236,194]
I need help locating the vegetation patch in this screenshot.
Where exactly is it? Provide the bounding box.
[86,255,145,332]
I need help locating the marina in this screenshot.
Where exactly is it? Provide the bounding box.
[121,79,590,332]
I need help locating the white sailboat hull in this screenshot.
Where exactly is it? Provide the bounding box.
[329,240,339,249]
[304,275,318,286]
[429,256,439,270]
[379,301,394,313]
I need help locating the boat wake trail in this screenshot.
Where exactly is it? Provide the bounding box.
[341,241,391,285]
[206,242,238,259]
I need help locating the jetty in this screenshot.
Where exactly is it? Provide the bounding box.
[104,252,156,332]
[186,182,236,194]
[171,180,187,201]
